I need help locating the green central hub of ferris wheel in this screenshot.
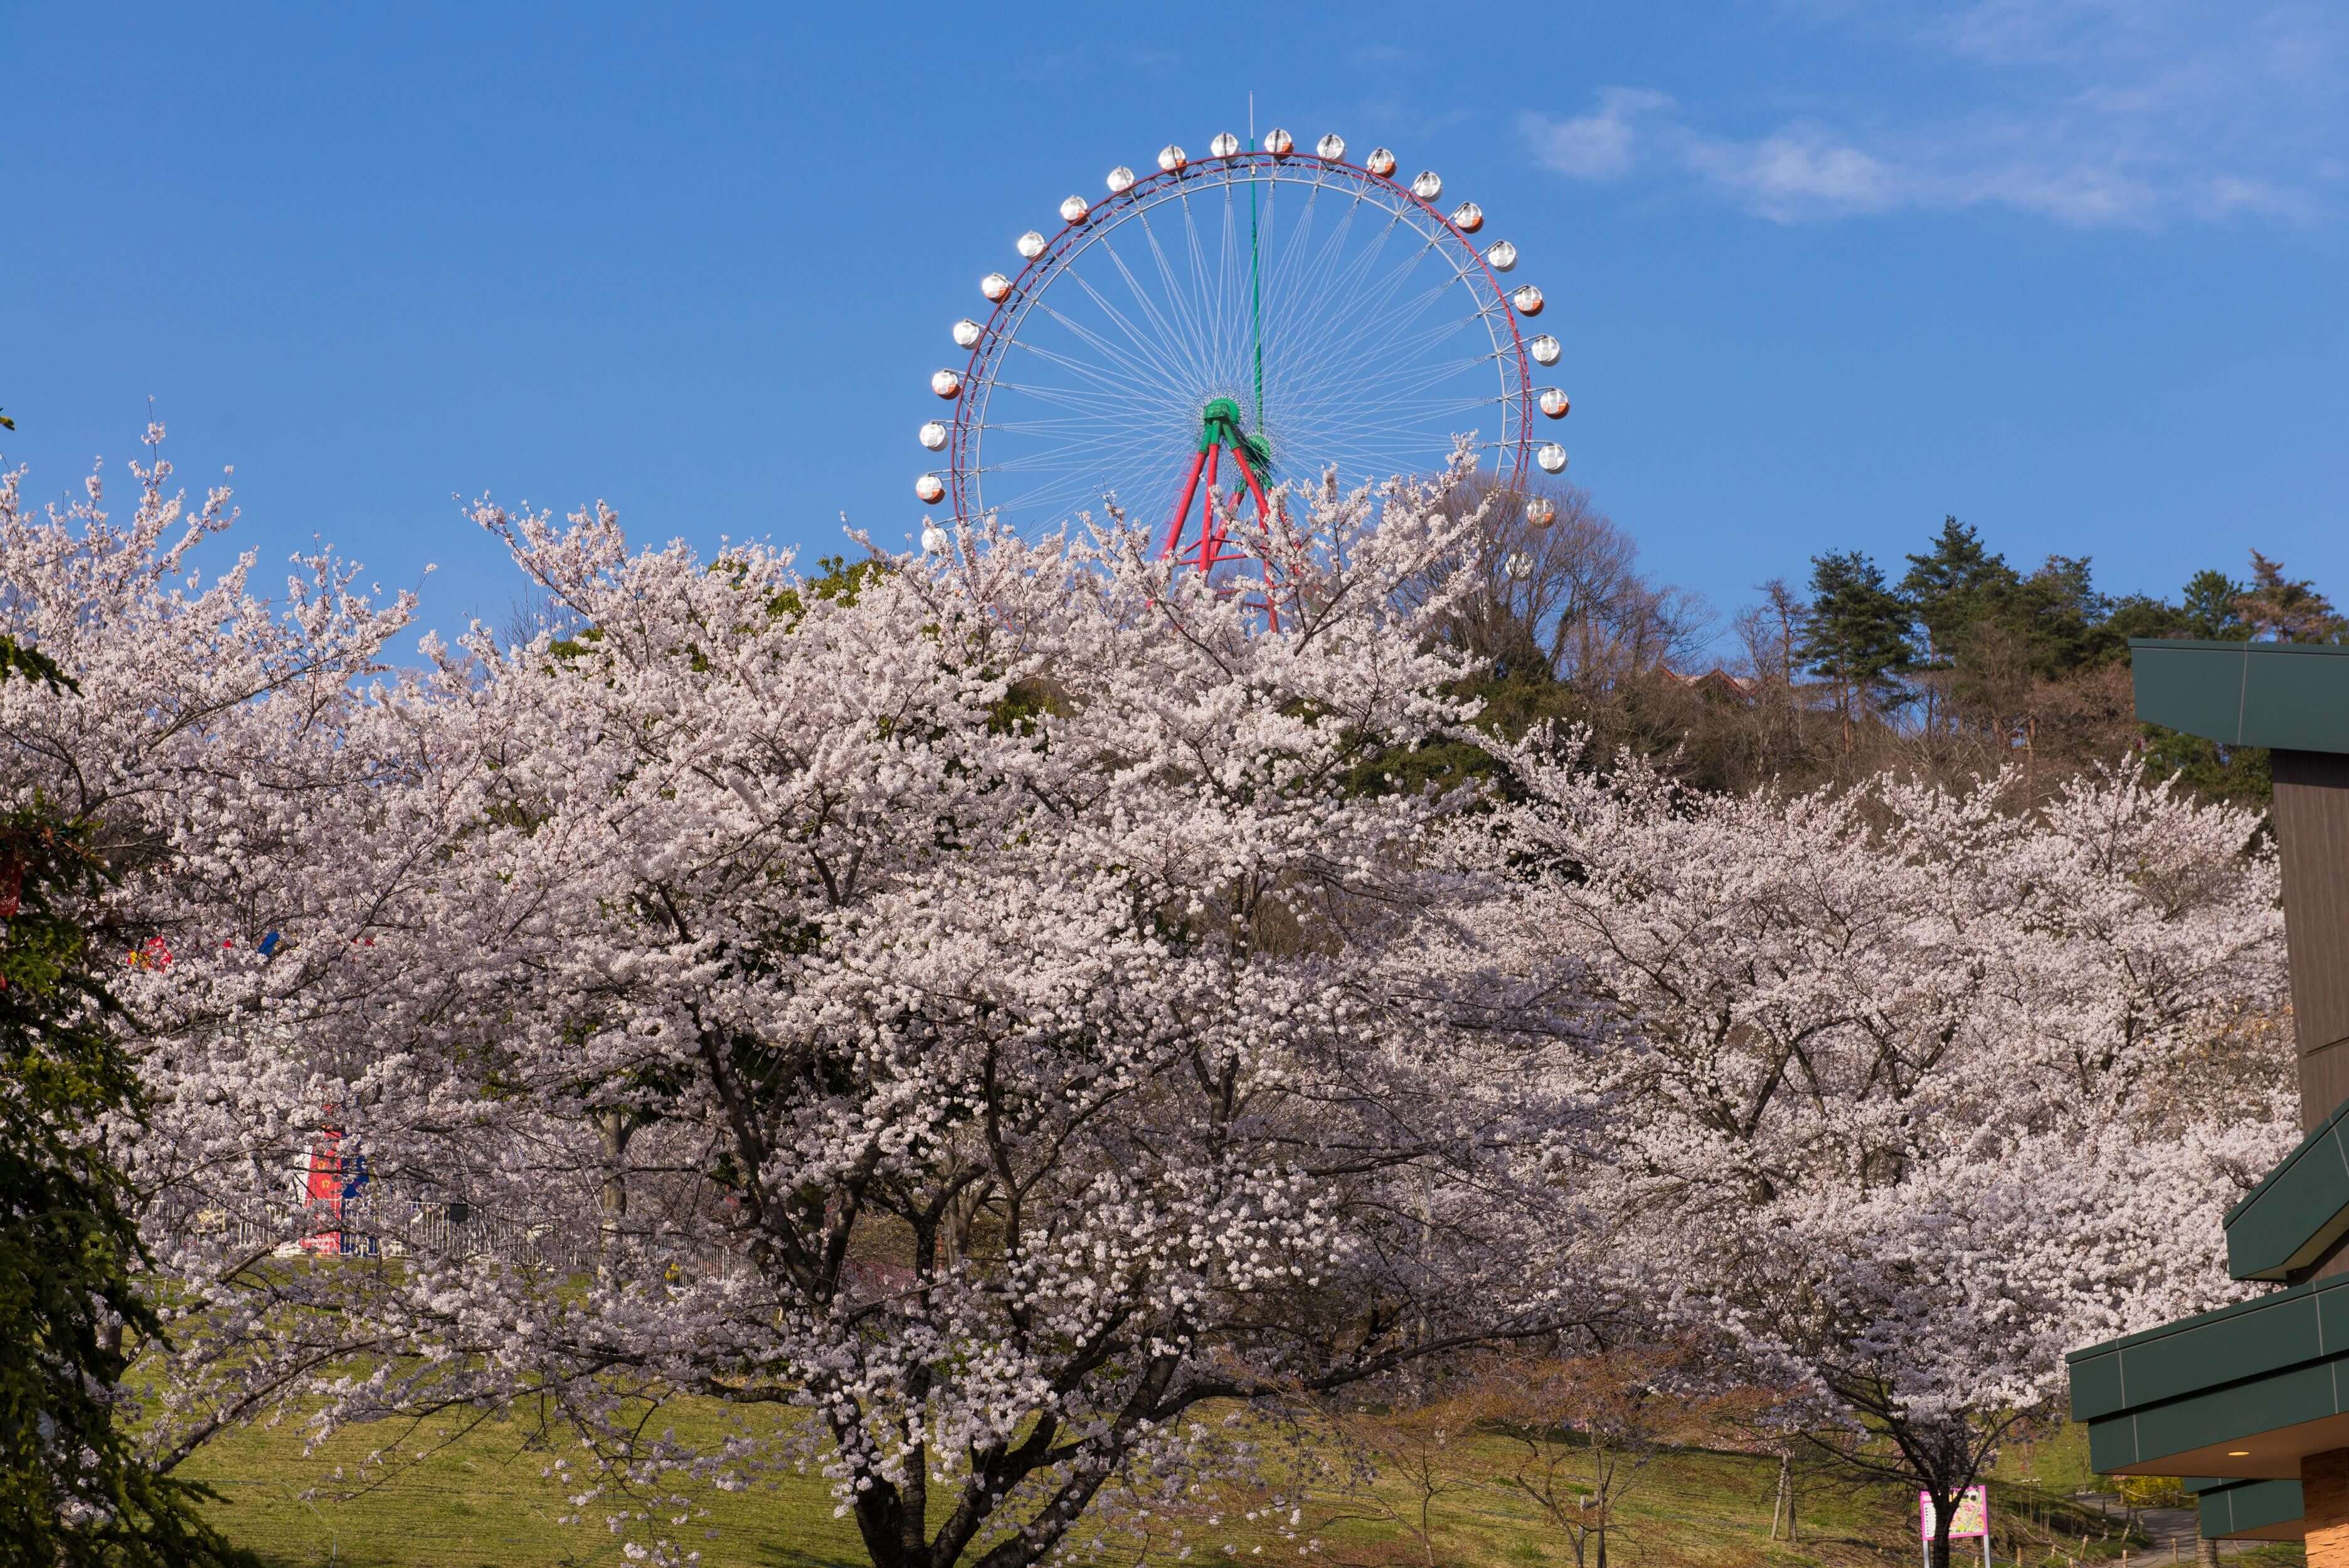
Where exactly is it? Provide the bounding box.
[1196,398,1270,472]
[1162,397,1275,579]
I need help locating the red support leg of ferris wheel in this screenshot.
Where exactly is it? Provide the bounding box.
[1161,400,1286,625]
[1164,446,1209,559]
[1226,445,1273,532]
[1197,443,1224,574]
[1224,445,1281,629]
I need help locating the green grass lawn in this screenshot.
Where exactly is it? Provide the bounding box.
[175,1406,2305,1568]
[181,1401,867,1568]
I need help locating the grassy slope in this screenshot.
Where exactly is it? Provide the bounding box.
[178,1407,2309,1568]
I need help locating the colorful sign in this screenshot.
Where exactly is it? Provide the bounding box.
[1920,1486,1988,1540]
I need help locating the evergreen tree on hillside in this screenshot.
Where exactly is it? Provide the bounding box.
[1800,551,1911,741]
[1899,517,2018,667]
[2178,569,2252,641]
[2012,554,2118,675]
[2103,593,2185,644]
[2237,552,2344,643]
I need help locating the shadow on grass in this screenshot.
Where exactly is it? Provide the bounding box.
[755,1545,869,1568]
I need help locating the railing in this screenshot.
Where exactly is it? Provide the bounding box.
[158,1194,594,1271]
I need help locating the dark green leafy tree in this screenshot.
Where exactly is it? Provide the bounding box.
[0,636,250,1567]
[2178,569,2251,641]
[2104,592,2190,644]
[1901,521,2120,683]
[2010,554,2117,674]
[1898,517,2017,669]
[2113,565,2267,804]
[1799,550,1911,743]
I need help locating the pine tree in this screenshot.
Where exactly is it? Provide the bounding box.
[1800,550,1912,745]
[2011,554,2116,675]
[2178,569,2251,641]
[1898,517,2018,669]
[2236,552,2344,644]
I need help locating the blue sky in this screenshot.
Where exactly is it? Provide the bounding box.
[7,2,2345,655]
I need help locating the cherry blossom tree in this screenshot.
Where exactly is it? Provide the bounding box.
[0,429,483,1475]
[3,425,2293,1568]
[325,467,1612,1568]
[1465,741,2291,1568]
[0,631,256,1565]
[0,449,1591,1564]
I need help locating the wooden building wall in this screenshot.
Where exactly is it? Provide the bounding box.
[2276,749,2349,1132]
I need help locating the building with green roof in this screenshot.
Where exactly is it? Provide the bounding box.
[2068,640,2349,1561]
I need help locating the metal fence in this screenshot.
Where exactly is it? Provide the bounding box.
[159,1194,593,1271]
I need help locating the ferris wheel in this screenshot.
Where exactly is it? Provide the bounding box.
[915,128,1571,575]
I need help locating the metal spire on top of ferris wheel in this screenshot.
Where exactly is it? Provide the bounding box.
[914,116,1576,586]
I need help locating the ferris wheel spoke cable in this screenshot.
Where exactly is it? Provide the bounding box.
[1086,231,1216,395]
[1278,401,1512,462]
[980,412,1181,438]
[1285,389,1517,445]
[1007,428,1196,475]
[1042,238,1217,399]
[1275,226,1450,386]
[1315,366,1514,425]
[994,368,1191,433]
[1300,403,1515,454]
[1130,207,1222,396]
[1054,264,1202,400]
[984,380,1192,429]
[1288,184,1364,291]
[1341,386,1515,435]
[1007,468,1174,521]
[1265,207,1417,398]
[1168,178,1214,366]
[1173,179,1223,378]
[982,420,1184,443]
[1258,262,1394,440]
[1263,272,1470,435]
[1276,189,1369,328]
[984,448,1162,479]
[1293,300,1498,406]
[983,410,1182,455]
[1274,262,1506,432]
[1017,294,1197,401]
[1207,181,1246,388]
[1266,272,1456,407]
[1003,339,1197,419]
[1000,336,1199,419]
[1256,176,1332,323]
[999,326,1185,405]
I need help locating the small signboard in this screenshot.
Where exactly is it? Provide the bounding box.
[1919,1486,1992,1568]
[1919,1486,1990,1540]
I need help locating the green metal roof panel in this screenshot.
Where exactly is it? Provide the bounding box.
[2071,1269,2349,1472]
[2067,1278,2331,1421]
[2130,638,2349,753]
[2067,1264,2349,1362]
[2093,1361,2340,1471]
[2225,1092,2349,1226]
[2225,1095,2349,1279]
[2069,1352,2126,1421]
[2322,1283,2349,1356]
[2197,1479,2304,1540]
